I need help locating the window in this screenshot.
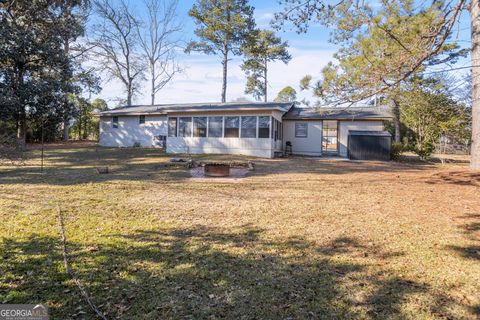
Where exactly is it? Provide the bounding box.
[241,116,257,138]
[208,116,223,137]
[139,115,145,124]
[295,123,308,138]
[178,117,192,137]
[273,119,280,141]
[168,117,177,137]
[224,116,239,138]
[112,116,118,128]
[193,117,207,137]
[258,116,270,138]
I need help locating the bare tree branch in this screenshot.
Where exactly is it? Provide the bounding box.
[135,0,183,105]
[88,0,145,105]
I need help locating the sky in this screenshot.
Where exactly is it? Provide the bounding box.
[91,0,473,108]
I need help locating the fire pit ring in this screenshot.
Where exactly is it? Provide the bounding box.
[204,163,230,177]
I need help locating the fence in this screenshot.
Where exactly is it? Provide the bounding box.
[434,143,470,155]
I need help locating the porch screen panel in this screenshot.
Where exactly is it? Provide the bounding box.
[168,117,177,137]
[225,117,239,137]
[258,116,270,138]
[193,117,207,137]
[241,116,257,138]
[178,117,192,137]
[208,117,223,137]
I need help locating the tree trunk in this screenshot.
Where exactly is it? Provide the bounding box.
[63,37,70,142]
[63,120,69,141]
[221,45,228,103]
[16,109,26,150]
[151,62,156,105]
[127,82,133,106]
[471,0,480,170]
[392,98,401,143]
[264,59,268,103]
[78,113,82,140]
[14,65,26,150]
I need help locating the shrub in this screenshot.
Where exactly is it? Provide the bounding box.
[414,142,435,160]
[390,142,404,160]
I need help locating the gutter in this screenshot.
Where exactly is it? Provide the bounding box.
[99,105,292,117]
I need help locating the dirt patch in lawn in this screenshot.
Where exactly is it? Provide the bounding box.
[189,166,250,181]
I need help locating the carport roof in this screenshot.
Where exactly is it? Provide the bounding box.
[283,105,392,120]
[100,102,294,116]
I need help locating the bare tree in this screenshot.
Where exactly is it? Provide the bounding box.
[136,0,183,105]
[90,0,145,106]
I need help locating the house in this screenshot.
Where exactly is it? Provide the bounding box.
[99,102,392,158]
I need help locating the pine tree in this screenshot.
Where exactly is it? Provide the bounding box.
[186,0,255,103]
[241,30,291,102]
[274,86,297,103]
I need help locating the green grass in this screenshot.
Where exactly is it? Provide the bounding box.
[0,147,479,319]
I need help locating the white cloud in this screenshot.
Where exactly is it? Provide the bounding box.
[93,47,336,107]
[254,11,275,28]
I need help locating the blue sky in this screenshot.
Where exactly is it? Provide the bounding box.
[94,0,473,107]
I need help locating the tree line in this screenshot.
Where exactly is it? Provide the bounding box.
[0,0,293,149]
[0,0,478,169]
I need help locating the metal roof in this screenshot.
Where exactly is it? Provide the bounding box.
[100,102,294,116]
[348,130,392,137]
[282,105,392,120]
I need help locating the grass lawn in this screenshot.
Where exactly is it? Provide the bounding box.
[0,146,479,319]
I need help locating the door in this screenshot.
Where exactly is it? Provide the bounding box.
[322,120,338,154]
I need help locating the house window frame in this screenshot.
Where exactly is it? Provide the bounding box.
[178,117,193,137]
[295,122,308,138]
[240,116,257,138]
[193,117,207,137]
[139,115,146,125]
[168,117,177,137]
[224,116,240,138]
[273,119,281,141]
[112,116,118,129]
[258,116,270,138]
[207,116,223,138]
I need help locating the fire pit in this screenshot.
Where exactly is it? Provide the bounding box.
[204,163,230,177]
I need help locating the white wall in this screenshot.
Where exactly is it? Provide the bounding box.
[283,120,323,156]
[167,137,273,158]
[283,120,385,157]
[99,115,167,147]
[338,120,384,157]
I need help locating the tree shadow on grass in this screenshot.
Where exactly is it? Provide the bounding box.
[1,225,474,319]
[425,171,480,187]
[0,147,438,186]
[0,235,77,310]
[447,213,480,262]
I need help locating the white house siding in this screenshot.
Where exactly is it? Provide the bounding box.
[167,137,273,158]
[283,120,323,156]
[99,115,167,147]
[338,120,384,157]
